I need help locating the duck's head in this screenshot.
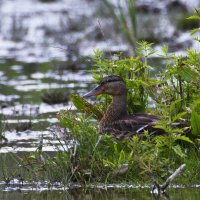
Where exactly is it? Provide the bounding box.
[84,75,127,97]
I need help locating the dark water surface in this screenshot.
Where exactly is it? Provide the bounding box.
[0,186,200,200]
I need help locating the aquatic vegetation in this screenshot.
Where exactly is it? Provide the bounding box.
[187,8,200,36]
[15,121,32,132]
[70,94,103,120]
[0,115,7,143]
[102,0,137,47]
[2,12,199,189]
[60,40,200,184]
[12,39,200,187]
[42,90,69,105]
[177,14,199,31]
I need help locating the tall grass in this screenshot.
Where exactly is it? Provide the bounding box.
[103,0,137,47]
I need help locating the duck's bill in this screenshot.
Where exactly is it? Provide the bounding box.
[83,86,102,97]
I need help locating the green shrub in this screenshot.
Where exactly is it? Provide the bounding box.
[15,12,200,186]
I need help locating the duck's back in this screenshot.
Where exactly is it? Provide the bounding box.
[102,113,163,140]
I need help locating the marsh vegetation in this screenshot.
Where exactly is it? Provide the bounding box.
[0,1,200,199]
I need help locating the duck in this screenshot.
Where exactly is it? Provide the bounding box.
[83,75,163,140]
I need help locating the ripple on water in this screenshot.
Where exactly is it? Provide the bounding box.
[0,129,73,153]
[0,94,19,102]
[0,0,99,62]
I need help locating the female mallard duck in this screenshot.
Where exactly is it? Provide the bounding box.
[84,75,163,140]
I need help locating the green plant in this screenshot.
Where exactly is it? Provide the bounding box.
[42,90,69,105]
[0,115,7,143]
[13,39,200,186]
[187,8,200,38]
[51,41,199,185]
[103,0,137,47]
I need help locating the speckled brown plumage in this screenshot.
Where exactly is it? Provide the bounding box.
[84,75,163,140]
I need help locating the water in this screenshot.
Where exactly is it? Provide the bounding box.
[0,185,200,200]
[0,59,91,153]
[0,0,200,198]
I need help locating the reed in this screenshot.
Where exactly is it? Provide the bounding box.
[103,0,137,47]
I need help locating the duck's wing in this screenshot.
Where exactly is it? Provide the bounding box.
[113,113,159,132]
[101,113,163,140]
[128,113,160,122]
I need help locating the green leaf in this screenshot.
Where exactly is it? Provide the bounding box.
[194,37,200,42]
[162,44,168,54]
[126,0,137,38]
[175,135,193,144]
[187,16,200,20]
[58,110,77,130]
[191,28,200,35]
[178,65,200,83]
[172,112,187,122]
[119,150,125,163]
[172,145,186,158]
[191,111,200,136]
[70,94,103,120]
[102,159,115,168]
[118,3,135,46]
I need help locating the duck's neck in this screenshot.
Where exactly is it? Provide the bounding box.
[102,95,127,123]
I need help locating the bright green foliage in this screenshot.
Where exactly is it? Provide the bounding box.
[14,24,200,186]
[47,39,200,185]
[57,110,197,184]
[15,41,200,186]
[191,111,200,136]
[70,94,103,120]
[187,8,200,36]
[89,42,200,117]
[56,41,199,185]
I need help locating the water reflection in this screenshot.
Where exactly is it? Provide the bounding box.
[0,0,199,62]
[0,187,200,200]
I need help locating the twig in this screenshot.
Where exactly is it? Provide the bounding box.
[161,164,186,191]
[151,164,186,195]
